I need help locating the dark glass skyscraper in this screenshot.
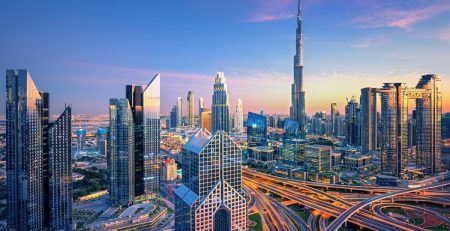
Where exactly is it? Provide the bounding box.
[6,70,72,230]
[345,97,359,146]
[212,72,230,132]
[247,112,267,148]
[361,87,378,153]
[108,98,135,206]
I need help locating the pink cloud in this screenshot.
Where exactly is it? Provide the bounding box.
[352,2,450,30]
[246,0,295,23]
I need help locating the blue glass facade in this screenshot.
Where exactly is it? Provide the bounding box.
[247,112,267,148]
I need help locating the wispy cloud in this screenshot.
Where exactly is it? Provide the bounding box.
[437,27,450,41]
[351,1,450,30]
[246,0,295,23]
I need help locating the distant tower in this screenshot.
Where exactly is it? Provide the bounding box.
[175,129,247,231]
[360,88,378,154]
[212,72,230,132]
[198,97,204,126]
[187,91,195,128]
[235,98,244,132]
[108,98,135,206]
[170,105,177,128]
[330,103,337,135]
[177,97,183,128]
[290,0,306,138]
[345,97,359,146]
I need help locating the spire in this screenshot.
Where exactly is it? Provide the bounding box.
[297,0,302,20]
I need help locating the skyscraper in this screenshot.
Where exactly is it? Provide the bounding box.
[201,110,212,132]
[235,98,244,132]
[345,97,359,146]
[361,87,378,154]
[187,91,195,128]
[415,74,442,174]
[143,74,161,195]
[177,96,183,128]
[290,0,306,138]
[6,70,72,230]
[247,112,267,148]
[175,129,247,231]
[170,105,178,128]
[108,98,135,206]
[97,127,108,156]
[212,72,230,132]
[126,84,145,196]
[198,97,204,126]
[330,102,337,135]
[48,106,73,230]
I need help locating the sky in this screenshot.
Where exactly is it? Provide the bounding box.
[1,0,450,116]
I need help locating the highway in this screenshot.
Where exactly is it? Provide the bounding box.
[372,203,450,226]
[326,181,450,231]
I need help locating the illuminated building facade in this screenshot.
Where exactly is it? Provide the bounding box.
[247,112,267,148]
[212,72,230,132]
[304,145,331,173]
[175,129,247,231]
[201,110,212,132]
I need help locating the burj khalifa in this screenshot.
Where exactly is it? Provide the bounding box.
[291,0,306,138]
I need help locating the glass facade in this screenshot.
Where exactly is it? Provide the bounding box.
[212,72,230,132]
[281,139,306,167]
[246,112,267,148]
[187,91,195,128]
[175,130,247,231]
[143,74,161,195]
[108,98,135,206]
[283,118,299,140]
[360,87,378,153]
[304,145,331,173]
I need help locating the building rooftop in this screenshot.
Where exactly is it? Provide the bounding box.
[183,129,212,153]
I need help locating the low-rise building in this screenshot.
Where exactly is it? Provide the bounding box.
[248,146,275,164]
[161,158,178,181]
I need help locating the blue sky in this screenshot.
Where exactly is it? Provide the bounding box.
[1,0,450,115]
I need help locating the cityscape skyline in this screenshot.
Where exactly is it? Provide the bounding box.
[1,0,450,115]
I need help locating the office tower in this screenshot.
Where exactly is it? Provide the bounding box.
[282,139,307,166]
[169,105,177,128]
[415,74,442,174]
[76,128,86,153]
[235,98,244,132]
[443,113,450,139]
[6,70,72,230]
[97,127,108,156]
[126,84,145,196]
[201,110,212,132]
[361,88,378,154]
[187,91,195,128]
[283,118,300,140]
[177,97,183,128]
[330,103,337,135]
[345,97,359,146]
[290,0,306,139]
[379,83,409,177]
[175,129,247,231]
[247,112,267,148]
[304,145,332,173]
[143,74,161,195]
[335,112,345,137]
[198,97,204,126]
[48,106,73,230]
[161,158,178,181]
[108,98,135,206]
[212,72,230,132]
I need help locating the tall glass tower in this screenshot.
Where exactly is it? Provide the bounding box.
[361,87,378,154]
[143,74,161,195]
[187,91,195,128]
[212,72,230,132]
[108,98,135,206]
[235,98,244,133]
[6,70,72,230]
[177,96,183,128]
[175,129,247,231]
[290,0,306,138]
[247,112,267,148]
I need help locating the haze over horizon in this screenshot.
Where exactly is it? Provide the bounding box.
[1,0,450,115]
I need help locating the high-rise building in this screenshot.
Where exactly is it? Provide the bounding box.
[379,83,409,177]
[108,98,135,206]
[177,96,183,128]
[175,129,247,231]
[201,110,212,132]
[304,145,332,173]
[143,74,161,195]
[247,112,267,148]
[212,72,230,132]
[6,70,72,230]
[76,128,86,154]
[415,74,442,174]
[330,103,337,135]
[198,97,204,126]
[48,106,73,230]
[170,105,177,128]
[345,97,359,146]
[126,84,145,196]
[187,91,195,128]
[235,98,244,133]
[443,113,450,139]
[281,138,307,166]
[360,88,378,154]
[290,0,306,138]
[97,127,108,156]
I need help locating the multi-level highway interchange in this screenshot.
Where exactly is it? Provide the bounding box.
[243,168,450,231]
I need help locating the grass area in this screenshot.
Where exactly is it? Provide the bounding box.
[410,216,424,226]
[166,207,174,214]
[381,207,406,216]
[288,204,310,222]
[427,223,449,231]
[249,213,263,231]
